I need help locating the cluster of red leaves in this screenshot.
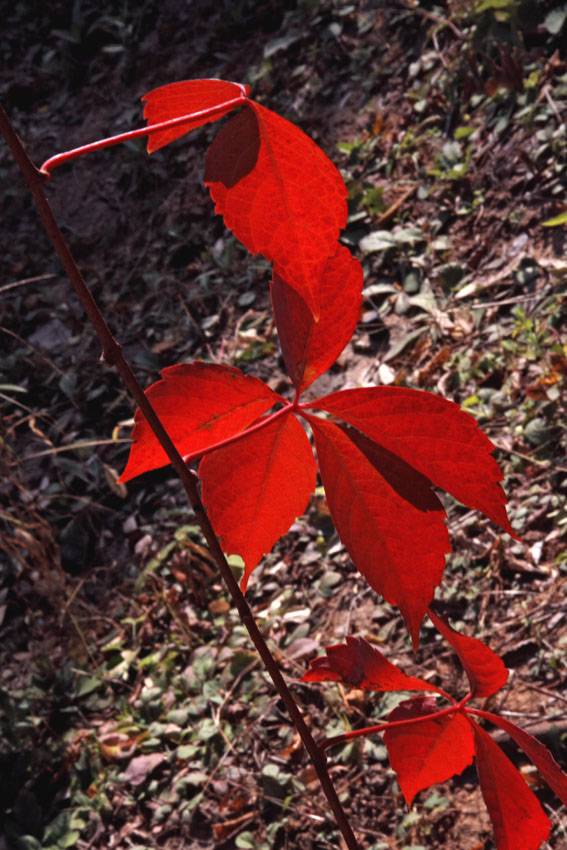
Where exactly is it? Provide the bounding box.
[303,608,567,850]
[121,78,515,646]
[117,80,567,849]
[144,78,348,319]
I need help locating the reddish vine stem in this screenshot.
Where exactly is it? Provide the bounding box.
[183,400,295,465]
[320,692,472,752]
[465,707,503,723]
[0,102,362,850]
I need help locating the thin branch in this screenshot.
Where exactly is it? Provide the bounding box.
[0,101,361,850]
[0,272,56,295]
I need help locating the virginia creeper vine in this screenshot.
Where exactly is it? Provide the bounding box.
[2,77,566,850]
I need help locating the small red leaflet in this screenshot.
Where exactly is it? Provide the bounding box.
[204,101,348,319]
[384,696,475,805]
[142,78,249,153]
[142,79,349,319]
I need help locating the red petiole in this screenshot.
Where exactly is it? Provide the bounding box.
[320,691,473,753]
[182,390,380,467]
[39,95,248,180]
[182,399,296,465]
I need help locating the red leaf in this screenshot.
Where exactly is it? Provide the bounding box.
[301,635,442,695]
[309,418,450,647]
[384,697,475,805]
[428,607,508,698]
[199,411,316,590]
[473,709,567,806]
[471,721,551,850]
[271,245,363,393]
[309,387,517,537]
[119,363,281,482]
[142,79,248,153]
[204,102,348,318]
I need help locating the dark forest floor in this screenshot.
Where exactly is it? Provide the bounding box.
[1,2,567,849]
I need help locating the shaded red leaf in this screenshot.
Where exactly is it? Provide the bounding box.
[119,363,282,482]
[308,417,450,647]
[142,79,248,153]
[471,720,551,850]
[308,387,517,536]
[471,709,567,806]
[200,411,316,590]
[384,697,475,806]
[205,102,348,318]
[271,244,363,393]
[428,607,509,698]
[301,635,442,695]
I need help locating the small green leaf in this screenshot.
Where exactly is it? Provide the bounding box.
[318,571,343,598]
[58,831,80,848]
[17,838,42,850]
[476,0,516,10]
[177,743,199,760]
[542,210,567,227]
[74,675,101,698]
[359,231,398,252]
[454,126,476,140]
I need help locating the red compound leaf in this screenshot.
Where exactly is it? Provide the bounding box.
[308,386,517,537]
[142,79,248,153]
[308,417,450,647]
[301,636,442,694]
[119,363,282,482]
[204,102,348,318]
[271,244,363,393]
[471,720,551,850]
[384,697,475,806]
[428,607,509,698]
[199,410,316,591]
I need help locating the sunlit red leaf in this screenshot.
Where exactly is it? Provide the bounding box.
[205,102,348,318]
[142,79,249,153]
[428,607,508,698]
[119,363,282,482]
[472,709,567,806]
[301,635,442,694]
[199,411,316,590]
[308,417,450,646]
[471,720,551,850]
[308,387,517,537]
[384,697,475,805]
[271,245,363,393]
